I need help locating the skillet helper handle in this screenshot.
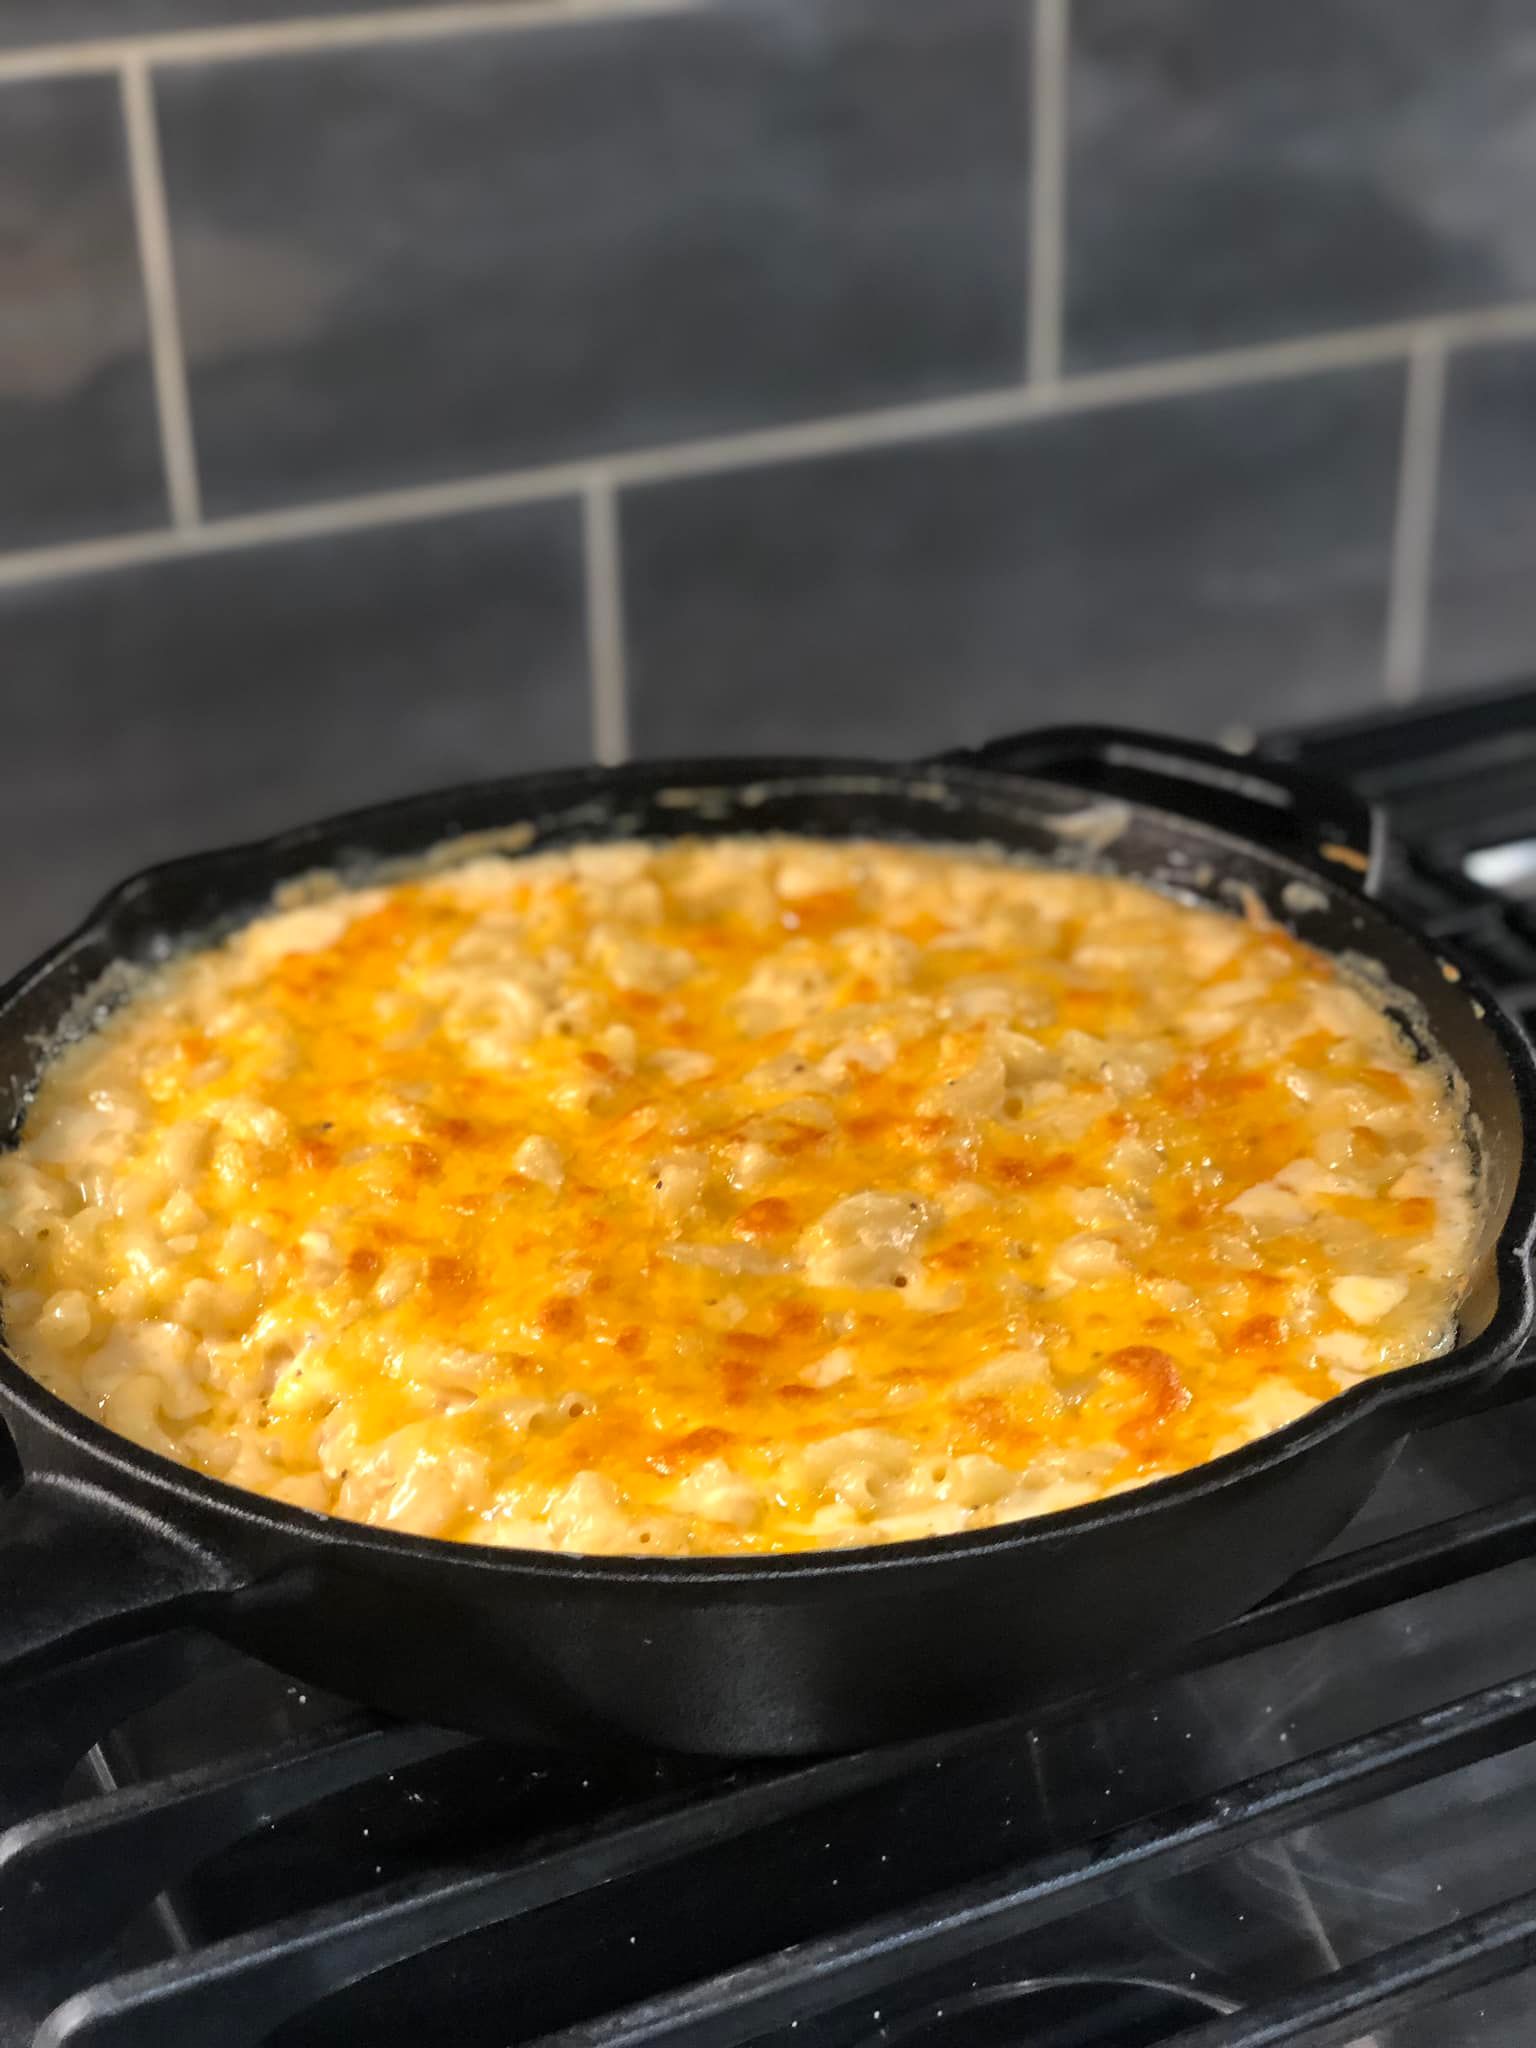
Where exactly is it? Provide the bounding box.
[0,1473,228,1682]
[941,725,1386,895]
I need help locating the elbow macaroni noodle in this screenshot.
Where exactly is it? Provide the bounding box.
[0,836,1477,1555]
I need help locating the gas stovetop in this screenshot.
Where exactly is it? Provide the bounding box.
[9,690,1536,2048]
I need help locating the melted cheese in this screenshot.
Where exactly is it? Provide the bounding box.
[0,836,1477,1554]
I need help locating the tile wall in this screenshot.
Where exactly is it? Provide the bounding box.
[2,0,1535,965]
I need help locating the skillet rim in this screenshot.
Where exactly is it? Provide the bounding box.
[2,749,1533,1589]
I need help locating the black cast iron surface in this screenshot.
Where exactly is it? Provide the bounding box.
[6,696,1536,2043]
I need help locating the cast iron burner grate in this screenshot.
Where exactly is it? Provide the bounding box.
[9,690,1536,2048]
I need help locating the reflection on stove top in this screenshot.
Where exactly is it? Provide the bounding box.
[1466,838,1536,899]
[857,1975,1236,2046]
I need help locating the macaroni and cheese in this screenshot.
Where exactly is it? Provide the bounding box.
[0,836,1477,1555]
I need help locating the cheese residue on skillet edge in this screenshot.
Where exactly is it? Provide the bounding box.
[0,836,1478,1555]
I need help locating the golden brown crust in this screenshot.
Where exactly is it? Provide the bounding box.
[0,837,1476,1554]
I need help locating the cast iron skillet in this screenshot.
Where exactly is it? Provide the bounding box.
[1,726,1533,1757]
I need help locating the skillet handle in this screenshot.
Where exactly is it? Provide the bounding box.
[0,1473,231,1682]
[939,725,1386,895]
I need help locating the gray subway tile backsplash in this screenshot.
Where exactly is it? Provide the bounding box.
[0,75,164,552]
[623,365,1403,759]
[1428,338,1536,698]
[1067,0,1536,370]
[3,0,1535,767]
[0,500,587,971]
[156,0,1029,517]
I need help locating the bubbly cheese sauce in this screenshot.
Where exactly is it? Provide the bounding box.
[0,837,1477,1555]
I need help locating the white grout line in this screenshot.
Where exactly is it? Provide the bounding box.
[0,459,595,590]
[582,477,630,765]
[597,315,1481,487]
[119,58,201,527]
[3,302,1535,596]
[1383,336,1447,706]
[1026,0,1069,386]
[0,0,701,82]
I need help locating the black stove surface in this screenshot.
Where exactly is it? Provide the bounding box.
[9,688,1536,2048]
